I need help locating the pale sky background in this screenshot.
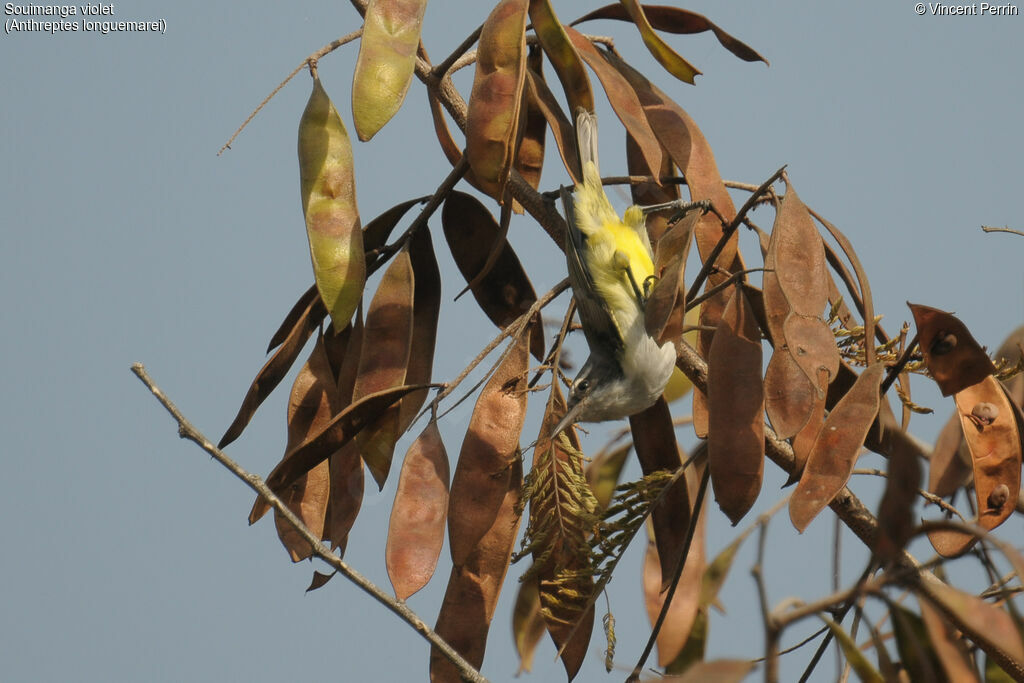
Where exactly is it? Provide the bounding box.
[2,1,1022,681]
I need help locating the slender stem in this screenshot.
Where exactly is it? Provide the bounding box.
[218,29,363,155]
[130,363,489,683]
[685,166,786,303]
[982,225,1024,238]
[754,521,779,683]
[879,332,918,396]
[432,24,483,78]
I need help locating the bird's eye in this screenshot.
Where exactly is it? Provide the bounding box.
[575,379,590,394]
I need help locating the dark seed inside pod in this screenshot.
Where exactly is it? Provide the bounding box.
[988,484,1010,511]
[930,330,958,356]
[971,402,999,425]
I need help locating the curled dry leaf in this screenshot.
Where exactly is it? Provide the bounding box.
[352,250,415,490]
[629,397,692,590]
[447,334,529,567]
[219,291,326,448]
[790,362,885,532]
[264,383,435,497]
[386,420,450,601]
[398,227,441,433]
[708,287,765,525]
[351,0,428,141]
[266,283,321,353]
[362,198,425,256]
[465,0,528,200]
[441,191,543,360]
[564,26,663,176]
[431,457,524,682]
[298,75,365,330]
[616,0,701,84]
[523,67,581,183]
[571,4,768,64]
[323,313,365,553]
[909,303,995,396]
[527,0,594,115]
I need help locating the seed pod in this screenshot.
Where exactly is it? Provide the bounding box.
[351,0,428,141]
[298,75,365,330]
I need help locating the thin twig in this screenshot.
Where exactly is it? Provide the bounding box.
[422,278,570,422]
[218,29,363,155]
[880,332,918,396]
[754,520,779,683]
[432,24,483,78]
[130,363,488,683]
[982,225,1024,238]
[685,166,786,303]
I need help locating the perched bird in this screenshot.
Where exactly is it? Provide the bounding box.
[554,110,685,434]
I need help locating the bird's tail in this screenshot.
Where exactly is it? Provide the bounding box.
[575,108,601,186]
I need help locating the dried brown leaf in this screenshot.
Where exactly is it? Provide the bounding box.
[708,287,765,525]
[564,26,663,175]
[528,0,594,115]
[571,4,768,64]
[220,293,326,448]
[523,67,581,183]
[263,383,435,497]
[398,227,441,433]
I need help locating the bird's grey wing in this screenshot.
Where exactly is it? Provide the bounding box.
[560,186,624,354]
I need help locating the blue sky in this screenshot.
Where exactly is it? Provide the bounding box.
[2,1,1022,681]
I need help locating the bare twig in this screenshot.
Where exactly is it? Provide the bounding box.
[982,225,1024,238]
[130,363,488,683]
[218,29,363,155]
[754,520,779,683]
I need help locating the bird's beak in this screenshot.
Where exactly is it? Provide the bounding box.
[552,399,586,440]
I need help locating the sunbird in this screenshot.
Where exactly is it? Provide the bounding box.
[555,110,696,434]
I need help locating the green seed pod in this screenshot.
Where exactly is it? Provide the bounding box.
[298,75,365,330]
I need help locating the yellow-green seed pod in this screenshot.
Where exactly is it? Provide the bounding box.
[352,0,428,141]
[298,75,365,330]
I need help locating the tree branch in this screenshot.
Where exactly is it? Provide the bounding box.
[130,363,489,683]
